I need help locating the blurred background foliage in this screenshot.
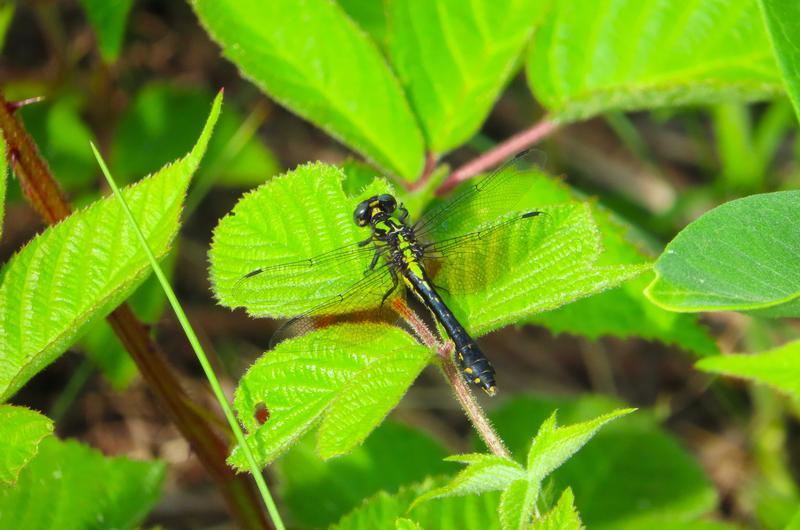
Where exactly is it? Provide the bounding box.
[1,1,799,529]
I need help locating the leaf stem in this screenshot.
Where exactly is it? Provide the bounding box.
[390,299,510,458]
[438,118,559,194]
[93,143,285,530]
[406,151,437,192]
[0,90,272,530]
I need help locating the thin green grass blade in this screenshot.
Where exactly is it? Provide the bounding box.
[89,96,286,530]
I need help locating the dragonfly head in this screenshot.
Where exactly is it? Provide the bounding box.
[354,194,397,227]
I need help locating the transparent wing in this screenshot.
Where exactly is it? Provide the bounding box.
[422,211,545,295]
[268,260,399,347]
[413,149,547,241]
[232,239,389,315]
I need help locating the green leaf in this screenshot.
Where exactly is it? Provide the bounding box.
[191,0,424,180]
[438,202,647,336]
[532,488,584,530]
[787,508,800,530]
[396,518,423,530]
[210,162,392,317]
[78,0,133,62]
[508,173,715,356]
[533,273,719,356]
[499,478,532,530]
[0,437,164,530]
[113,83,278,188]
[646,191,800,315]
[485,395,718,530]
[337,0,388,46]
[211,162,646,336]
[279,421,451,528]
[79,250,176,390]
[528,0,783,122]
[527,409,634,482]
[758,0,800,121]
[387,0,548,153]
[495,408,629,530]
[0,132,6,240]
[0,405,53,485]
[20,96,97,192]
[412,454,525,507]
[696,339,800,401]
[416,409,629,530]
[229,323,432,468]
[0,92,222,402]
[332,479,502,530]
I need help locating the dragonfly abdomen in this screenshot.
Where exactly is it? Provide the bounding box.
[401,263,497,396]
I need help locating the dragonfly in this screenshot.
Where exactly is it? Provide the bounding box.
[235,150,545,396]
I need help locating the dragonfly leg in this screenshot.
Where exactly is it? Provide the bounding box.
[367,249,381,271]
[379,268,399,309]
[397,205,409,223]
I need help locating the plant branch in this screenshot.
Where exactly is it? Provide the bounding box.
[0,92,271,530]
[438,118,559,194]
[406,151,437,192]
[391,299,510,458]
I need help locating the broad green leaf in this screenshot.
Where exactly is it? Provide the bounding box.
[787,508,800,530]
[278,421,451,529]
[482,169,715,355]
[229,323,432,469]
[485,396,718,530]
[528,0,783,122]
[0,405,53,485]
[79,251,177,389]
[758,0,800,121]
[530,205,717,356]
[646,191,800,315]
[78,0,133,62]
[337,0,388,46]
[499,408,629,530]
[439,202,647,336]
[527,409,634,482]
[113,83,278,188]
[396,518,423,530]
[0,92,222,402]
[387,0,548,153]
[412,454,525,507]
[0,132,6,240]
[416,409,629,530]
[332,479,502,530]
[20,96,97,192]
[191,0,425,180]
[532,488,584,530]
[0,437,164,530]
[696,339,800,401]
[211,161,646,336]
[533,273,719,356]
[210,163,392,317]
[499,478,532,530]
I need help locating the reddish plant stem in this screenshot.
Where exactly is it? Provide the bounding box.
[438,118,559,194]
[391,299,510,458]
[0,92,271,530]
[406,151,437,192]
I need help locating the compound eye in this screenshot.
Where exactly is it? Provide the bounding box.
[378,194,397,213]
[353,201,370,226]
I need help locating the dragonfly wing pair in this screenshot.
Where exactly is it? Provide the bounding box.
[234,150,547,388]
